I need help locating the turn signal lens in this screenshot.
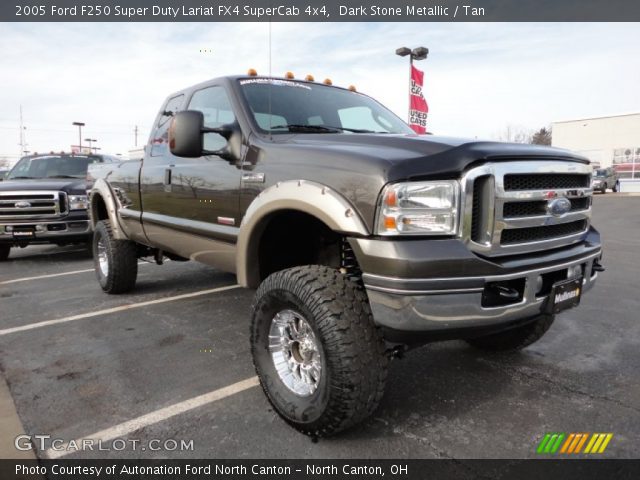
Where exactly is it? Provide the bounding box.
[247,68,258,76]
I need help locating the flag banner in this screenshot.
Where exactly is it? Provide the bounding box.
[409,65,428,134]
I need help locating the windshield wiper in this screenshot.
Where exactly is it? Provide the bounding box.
[271,124,341,133]
[318,125,387,134]
[9,176,36,179]
[47,175,83,179]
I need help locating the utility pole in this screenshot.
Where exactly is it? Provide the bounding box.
[18,105,28,156]
[134,125,138,147]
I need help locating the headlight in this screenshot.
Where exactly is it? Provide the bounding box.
[69,195,88,210]
[376,180,460,235]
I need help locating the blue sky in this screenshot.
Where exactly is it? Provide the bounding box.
[0,22,638,161]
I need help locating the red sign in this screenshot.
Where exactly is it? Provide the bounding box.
[409,65,429,134]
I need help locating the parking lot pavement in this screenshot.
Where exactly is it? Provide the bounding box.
[0,195,639,459]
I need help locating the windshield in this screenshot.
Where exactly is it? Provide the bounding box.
[7,155,97,180]
[594,169,607,177]
[239,79,414,135]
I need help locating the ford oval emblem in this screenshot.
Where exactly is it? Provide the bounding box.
[14,201,31,209]
[547,197,571,217]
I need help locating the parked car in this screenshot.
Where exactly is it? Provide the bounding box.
[0,152,121,261]
[88,72,603,436]
[592,167,619,193]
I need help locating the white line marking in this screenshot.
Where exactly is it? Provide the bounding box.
[0,260,159,285]
[45,376,259,459]
[0,284,242,336]
[0,268,94,285]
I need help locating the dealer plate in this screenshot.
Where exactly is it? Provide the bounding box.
[12,230,34,238]
[547,277,582,314]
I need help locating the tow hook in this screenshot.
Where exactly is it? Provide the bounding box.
[592,261,605,273]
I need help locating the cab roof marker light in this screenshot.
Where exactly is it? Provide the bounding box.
[323,78,333,85]
[305,74,315,82]
[285,71,295,79]
[247,68,258,76]
[348,85,357,92]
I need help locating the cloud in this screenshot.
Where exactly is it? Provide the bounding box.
[0,22,638,160]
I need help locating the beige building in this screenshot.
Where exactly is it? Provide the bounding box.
[552,113,640,184]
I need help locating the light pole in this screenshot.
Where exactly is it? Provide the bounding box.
[85,138,97,153]
[72,122,85,151]
[395,46,429,123]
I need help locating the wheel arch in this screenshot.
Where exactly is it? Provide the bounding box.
[89,179,127,240]
[236,180,370,288]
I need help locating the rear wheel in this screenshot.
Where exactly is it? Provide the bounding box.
[466,314,555,352]
[251,265,388,437]
[0,245,10,261]
[612,181,619,193]
[93,220,138,293]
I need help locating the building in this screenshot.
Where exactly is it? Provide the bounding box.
[552,113,640,191]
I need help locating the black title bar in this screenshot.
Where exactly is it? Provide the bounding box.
[3,0,640,22]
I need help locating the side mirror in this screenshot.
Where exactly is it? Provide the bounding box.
[169,110,236,159]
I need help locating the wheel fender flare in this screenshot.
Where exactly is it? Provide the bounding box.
[89,179,127,240]
[236,180,370,288]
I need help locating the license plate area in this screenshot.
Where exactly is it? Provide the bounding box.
[12,227,35,238]
[546,277,582,314]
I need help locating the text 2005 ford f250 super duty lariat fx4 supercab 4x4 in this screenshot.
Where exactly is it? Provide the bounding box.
[88,73,603,436]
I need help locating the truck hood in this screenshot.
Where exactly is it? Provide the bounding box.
[281,133,588,181]
[0,178,87,195]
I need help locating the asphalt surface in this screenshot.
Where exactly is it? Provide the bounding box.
[0,194,638,459]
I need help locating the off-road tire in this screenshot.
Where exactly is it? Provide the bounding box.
[251,265,388,437]
[0,245,10,261]
[466,313,555,352]
[93,220,138,294]
[601,183,607,194]
[612,181,619,193]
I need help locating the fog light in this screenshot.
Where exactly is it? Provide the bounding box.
[567,265,582,279]
[35,225,45,231]
[5,226,13,232]
[535,275,544,294]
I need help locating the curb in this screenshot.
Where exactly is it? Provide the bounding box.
[0,374,36,460]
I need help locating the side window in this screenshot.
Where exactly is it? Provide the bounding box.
[151,94,185,157]
[188,86,236,152]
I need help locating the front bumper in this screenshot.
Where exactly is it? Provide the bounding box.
[350,228,602,338]
[0,211,91,245]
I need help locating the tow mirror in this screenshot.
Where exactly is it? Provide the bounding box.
[169,110,235,159]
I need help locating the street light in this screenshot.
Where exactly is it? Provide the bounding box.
[84,138,97,152]
[72,122,85,150]
[396,46,429,123]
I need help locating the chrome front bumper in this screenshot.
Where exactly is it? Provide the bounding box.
[0,220,91,242]
[364,250,601,333]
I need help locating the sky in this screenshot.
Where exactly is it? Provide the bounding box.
[0,22,639,164]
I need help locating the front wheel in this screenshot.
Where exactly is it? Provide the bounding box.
[0,245,10,261]
[601,183,607,194]
[93,220,138,294]
[466,314,555,352]
[612,181,619,193]
[250,265,388,437]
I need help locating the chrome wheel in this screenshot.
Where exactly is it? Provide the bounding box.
[268,309,322,397]
[97,236,109,277]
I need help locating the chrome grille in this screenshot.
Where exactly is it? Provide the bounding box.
[0,191,68,219]
[462,161,593,256]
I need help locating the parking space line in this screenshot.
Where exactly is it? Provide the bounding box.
[0,284,242,336]
[45,376,260,459]
[0,261,157,285]
[0,268,95,285]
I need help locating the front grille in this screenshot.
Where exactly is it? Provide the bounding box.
[0,191,66,219]
[501,220,588,245]
[503,197,591,218]
[504,173,591,191]
[463,161,593,256]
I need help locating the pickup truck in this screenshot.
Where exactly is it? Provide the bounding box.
[88,73,603,436]
[0,153,120,261]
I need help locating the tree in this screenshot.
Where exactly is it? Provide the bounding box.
[0,157,11,169]
[531,127,552,146]
[494,124,532,144]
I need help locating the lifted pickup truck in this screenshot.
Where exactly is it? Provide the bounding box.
[0,153,120,261]
[88,73,603,436]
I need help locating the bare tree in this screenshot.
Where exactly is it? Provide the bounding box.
[494,124,532,144]
[0,157,11,169]
[531,126,552,146]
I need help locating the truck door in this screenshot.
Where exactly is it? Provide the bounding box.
[140,85,243,267]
